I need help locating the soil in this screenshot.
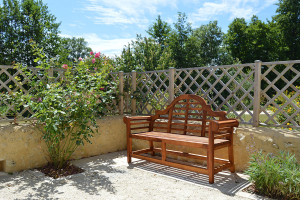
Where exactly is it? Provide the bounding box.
[36,162,84,179]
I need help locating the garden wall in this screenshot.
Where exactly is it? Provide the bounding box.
[0,115,299,172]
[0,115,127,172]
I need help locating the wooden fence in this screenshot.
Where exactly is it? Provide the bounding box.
[1,60,300,129]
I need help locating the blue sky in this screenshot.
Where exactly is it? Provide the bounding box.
[42,0,279,57]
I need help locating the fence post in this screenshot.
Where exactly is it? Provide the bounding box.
[119,71,124,115]
[169,67,175,104]
[253,60,262,127]
[131,70,136,115]
[48,67,54,83]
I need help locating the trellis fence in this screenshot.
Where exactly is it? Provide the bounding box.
[113,60,300,129]
[1,60,300,129]
[0,65,66,122]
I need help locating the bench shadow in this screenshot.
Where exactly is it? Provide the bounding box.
[128,155,249,196]
[0,151,126,199]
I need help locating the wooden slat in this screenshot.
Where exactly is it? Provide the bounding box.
[132,148,152,155]
[153,148,230,164]
[130,126,150,130]
[130,134,162,142]
[128,116,151,121]
[170,128,203,134]
[214,163,233,174]
[131,153,209,175]
[130,121,150,125]
[159,116,203,121]
[183,99,190,134]
[130,132,230,149]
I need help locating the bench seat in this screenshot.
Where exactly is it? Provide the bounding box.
[131,132,231,149]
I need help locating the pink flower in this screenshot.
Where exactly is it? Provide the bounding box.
[92,59,95,64]
[94,67,97,70]
[37,97,42,102]
[90,51,94,55]
[79,57,83,61]
[94,52,100,58]
[100,88,104,90]
[62,64,68,69]
[87,101,90,105]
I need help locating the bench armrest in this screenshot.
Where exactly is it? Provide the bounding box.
[123,116,152,134]
[210,119,239,132]
[123,116,152,124]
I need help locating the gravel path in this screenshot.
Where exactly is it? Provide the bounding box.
[0,151,267,200]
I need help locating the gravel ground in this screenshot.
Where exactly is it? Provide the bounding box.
[0,151,269,200]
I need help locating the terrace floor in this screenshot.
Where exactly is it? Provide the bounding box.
[0,151,270,200]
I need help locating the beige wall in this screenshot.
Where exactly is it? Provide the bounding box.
[0,115,127,172]
[0,115,299,172]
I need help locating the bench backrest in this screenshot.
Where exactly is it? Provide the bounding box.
[150,94,228,136]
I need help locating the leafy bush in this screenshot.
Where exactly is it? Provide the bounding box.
[1,41,117,169]
[245,151,300,199]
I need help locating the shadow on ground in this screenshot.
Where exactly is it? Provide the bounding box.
[0,151,126,199]
[128,155,249,196]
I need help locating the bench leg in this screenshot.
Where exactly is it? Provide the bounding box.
[161,142,166,163]
[127,138,132,163]
[149,141,155,156]
[228,134,235,173]
[207,149,214,184]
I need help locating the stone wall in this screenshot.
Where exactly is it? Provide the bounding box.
[0,115,127,172]
[0,115,299,172]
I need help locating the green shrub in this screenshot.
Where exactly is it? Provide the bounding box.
[1,40,117,169]
[245,150,300,199]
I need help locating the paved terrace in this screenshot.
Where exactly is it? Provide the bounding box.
[0,151,270,200]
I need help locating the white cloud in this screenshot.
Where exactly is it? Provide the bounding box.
[82,0,177,25]
[60,33,135,57]
[190,0,273,22]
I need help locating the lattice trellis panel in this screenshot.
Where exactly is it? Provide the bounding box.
[260,61,300,129]
[174,64,255,124]
[123,73,132,114]
[103,73,119,115]
[0,65,48,122]
[135,70,169,115]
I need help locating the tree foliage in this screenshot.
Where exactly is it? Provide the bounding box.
[193,21,230,66]
[0,0,61,66]
[60,37,92,62]
[273,0,300,60]
[116,35,175,72]
[146,15,171,50]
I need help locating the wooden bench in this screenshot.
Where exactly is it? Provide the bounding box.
[123,94,239,183]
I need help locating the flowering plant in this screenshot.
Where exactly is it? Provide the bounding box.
[5,41,118,169]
